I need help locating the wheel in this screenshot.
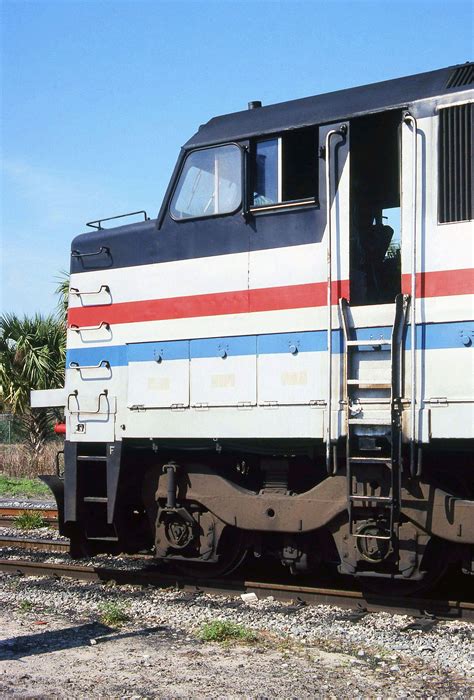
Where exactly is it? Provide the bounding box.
[173,527,248,578]
[359,538,448,596]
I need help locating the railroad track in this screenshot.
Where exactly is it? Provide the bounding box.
[1,506,473,621]
[0,556,472,621]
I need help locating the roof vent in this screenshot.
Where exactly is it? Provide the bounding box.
[248,101,262,110]
[446,63,474,88]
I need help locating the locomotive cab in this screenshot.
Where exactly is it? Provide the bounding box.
[33,63,474,588]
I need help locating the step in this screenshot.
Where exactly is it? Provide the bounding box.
[347,380,391,389]
[346,339,391,347]
[348,418,392,425]
[77,455,107,462]
[83,496,108,503]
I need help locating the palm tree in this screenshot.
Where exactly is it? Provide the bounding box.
[55,271,70,326]
[0,313,66,458]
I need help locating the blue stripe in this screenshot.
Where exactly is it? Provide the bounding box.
[67,345,128,368]
[128,340,189,362]
[191,335,257,358]
[65,321,473,368]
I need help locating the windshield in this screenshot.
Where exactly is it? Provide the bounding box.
[170,145,242,219]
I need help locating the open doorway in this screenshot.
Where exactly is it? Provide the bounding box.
[350,110,402,306]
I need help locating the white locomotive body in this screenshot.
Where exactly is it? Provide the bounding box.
[34,63,474,585]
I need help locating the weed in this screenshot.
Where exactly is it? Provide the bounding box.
[15,511,45,530]
[19,600,33,612]
[99,601,130,627]
[198,620,258,644]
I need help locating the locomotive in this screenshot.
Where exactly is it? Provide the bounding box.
[32,63,474,589]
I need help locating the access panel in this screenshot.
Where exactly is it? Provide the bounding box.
[127,340,190,409]
[190,336,257,407]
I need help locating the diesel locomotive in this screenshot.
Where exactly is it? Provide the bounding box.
[33,63,474,588]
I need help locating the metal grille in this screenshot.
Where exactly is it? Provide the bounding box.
[439,103,473,223]
[446,64,474,89]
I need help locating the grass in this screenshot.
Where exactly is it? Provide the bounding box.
[197,620,258,644]
[19,600,34,613]
[0,474,50,498]
[98,601,130,627]
[15,510,46,530]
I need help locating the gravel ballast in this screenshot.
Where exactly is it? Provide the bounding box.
[0,567,473,699]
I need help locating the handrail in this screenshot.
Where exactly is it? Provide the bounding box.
[324,124,347,475]
[86,210,149,230]
[404,112,419,476]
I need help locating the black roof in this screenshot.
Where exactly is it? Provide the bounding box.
[184,63,473,149]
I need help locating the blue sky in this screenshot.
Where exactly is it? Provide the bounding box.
[1,0,472,316]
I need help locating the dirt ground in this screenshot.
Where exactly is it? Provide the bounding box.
[1,603,472,699]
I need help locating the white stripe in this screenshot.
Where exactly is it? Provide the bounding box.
[66,295,473,350]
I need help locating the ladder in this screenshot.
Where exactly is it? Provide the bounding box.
[339,294,410,540]
[76,447,119,543]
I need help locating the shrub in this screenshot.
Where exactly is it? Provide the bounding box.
[198,620,258,643]
[99,601,130,627]
[15,510,45,529]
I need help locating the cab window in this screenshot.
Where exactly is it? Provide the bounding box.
[252,127,318,209]
[170,145,242,220]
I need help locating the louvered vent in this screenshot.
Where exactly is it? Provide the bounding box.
[439,103,473,223]
[446,64,474,88]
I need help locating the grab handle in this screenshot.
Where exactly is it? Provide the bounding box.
[71,246,109,258]
[69,360,110,370]
[70,285,110,296]
[70,321,110,333]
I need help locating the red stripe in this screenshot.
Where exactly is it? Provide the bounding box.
[68,280,349,328]
[401,268,474,297]
[68,269,472,329]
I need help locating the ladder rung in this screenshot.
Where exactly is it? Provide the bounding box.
[348,418,391,425]
[347,380,391,388]
[346,339,391,346]
[349,457,392,463]
[350,495,394,503]
[77,455,107,462]
[83,496,108,503]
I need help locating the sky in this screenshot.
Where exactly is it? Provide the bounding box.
[1,0,473,317]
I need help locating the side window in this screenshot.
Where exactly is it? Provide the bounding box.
[171,145,242,220]
[252,127,318,209]
[439,103,473,223]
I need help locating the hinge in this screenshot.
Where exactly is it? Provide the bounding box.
[170,403,186,411]
[309,399,326,407]
[194,402,209,410]
[262,401,279,408]
[130,404,146,412]
[237,401,253,409]
[428,397,448,407]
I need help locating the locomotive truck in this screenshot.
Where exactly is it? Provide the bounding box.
[32,62,474,589]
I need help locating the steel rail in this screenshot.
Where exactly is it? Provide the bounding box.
[0,558,472,621]
[0,537,68,553]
